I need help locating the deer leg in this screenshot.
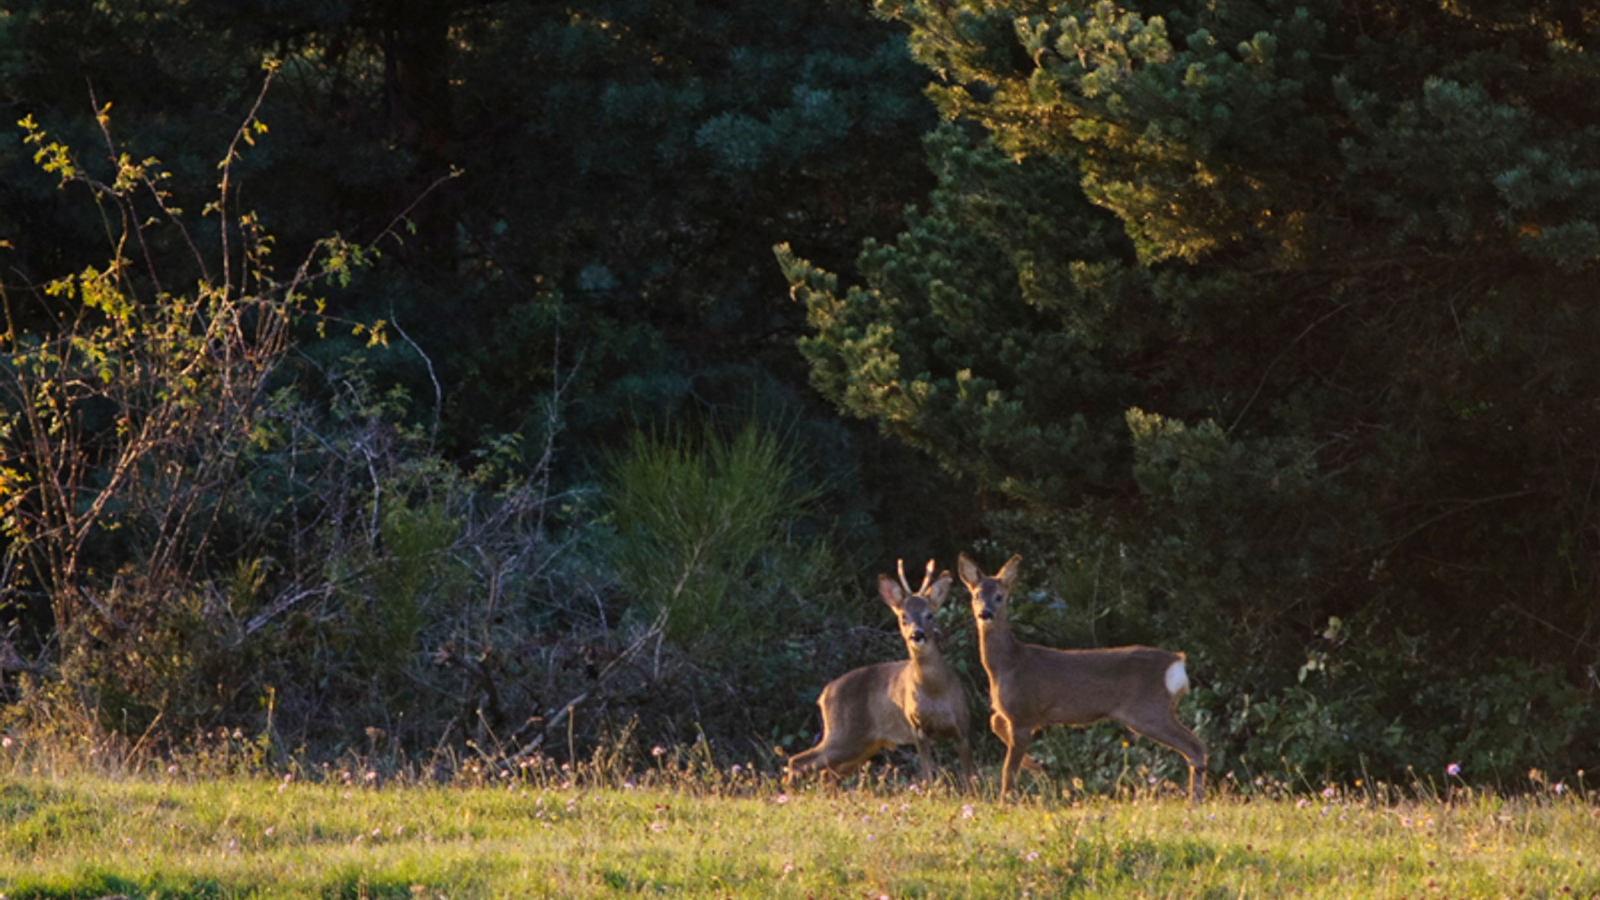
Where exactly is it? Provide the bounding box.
[1122,708,1208,803]
[954,723,977,791]
[912,732,936,785]
[992,713,1033,797]
[786,738,873,789]
[782,746,822,786]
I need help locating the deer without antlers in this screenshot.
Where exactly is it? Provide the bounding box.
[784,560,975,788]
[959,553,1207,802]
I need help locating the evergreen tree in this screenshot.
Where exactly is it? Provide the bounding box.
[782,0,1600,774]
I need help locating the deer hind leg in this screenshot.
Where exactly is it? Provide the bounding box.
[782,743,828,787]
[784,737,873,788]
[1121,704,1208,803]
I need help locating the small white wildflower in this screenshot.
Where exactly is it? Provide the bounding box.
[960,804,975,820]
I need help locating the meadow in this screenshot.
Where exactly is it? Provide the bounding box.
[2,748,1596,900]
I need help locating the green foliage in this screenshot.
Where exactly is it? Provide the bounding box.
[0,77,363,645]
[784,0,1600,779]
[604,423,833,653]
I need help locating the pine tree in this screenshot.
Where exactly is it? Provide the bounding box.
[783,0,1600,774]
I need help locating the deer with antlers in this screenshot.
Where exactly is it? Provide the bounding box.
[783,560,976,787]
[959,553,1207,802]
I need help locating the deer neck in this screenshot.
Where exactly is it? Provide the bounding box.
[906,642,954,689]
[976,614,1021,677]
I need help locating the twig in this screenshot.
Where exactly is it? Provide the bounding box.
[244,584,333,635]
[388,302,443,447]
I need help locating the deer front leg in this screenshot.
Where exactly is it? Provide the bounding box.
[912,731,936,785]
[954,724,977,791]
[991,712,1033,797]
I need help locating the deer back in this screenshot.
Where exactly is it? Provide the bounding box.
[1002,642,1185,730]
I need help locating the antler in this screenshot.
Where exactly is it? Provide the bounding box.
[899,558,937,595]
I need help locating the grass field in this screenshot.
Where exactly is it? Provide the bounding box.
[2,759,1596,900]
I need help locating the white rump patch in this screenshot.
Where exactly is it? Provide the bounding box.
[1164,660,1190,696]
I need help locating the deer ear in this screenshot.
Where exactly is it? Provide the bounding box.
[997,554,1024,589]
[957,553,982,590]
[926,572,953,610]
[877,574,905,611]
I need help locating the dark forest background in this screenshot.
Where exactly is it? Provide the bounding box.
[0,0,1595,789]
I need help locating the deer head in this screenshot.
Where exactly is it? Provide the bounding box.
[879,558,951,654]
[958,552,1022,626]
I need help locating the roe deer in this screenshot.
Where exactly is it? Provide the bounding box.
[959,552,1206,802]
[784,560,975,787]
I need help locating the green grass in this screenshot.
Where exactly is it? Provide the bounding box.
[2,768,1596,900]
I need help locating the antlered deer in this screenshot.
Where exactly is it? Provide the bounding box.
[959,553,1206,802]
[784,560,975,787]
